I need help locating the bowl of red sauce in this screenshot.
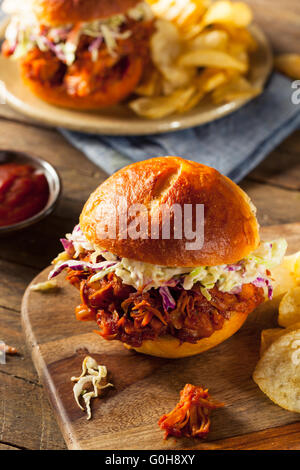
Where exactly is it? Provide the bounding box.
[0,150,61,234]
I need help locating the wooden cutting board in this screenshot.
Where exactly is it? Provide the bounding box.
[21,223,300,450]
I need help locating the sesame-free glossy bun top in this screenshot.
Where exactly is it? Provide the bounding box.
[31,0,140,25]
[80,156,260,267]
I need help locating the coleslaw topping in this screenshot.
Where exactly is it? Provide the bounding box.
[51,224,287,300]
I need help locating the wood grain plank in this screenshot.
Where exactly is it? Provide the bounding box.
[0,119,105,178]
[0,215,78,270]
[191,422,300,450]
[0,372,66,450]
[0,307,38,384]
[0,443,21,450]
[247,131,300,191]
[21,224,300,450]
[240,181,300,226]
[0,259,37,311]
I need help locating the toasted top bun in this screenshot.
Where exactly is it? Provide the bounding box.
[80,157,260,267]
[4,0,140,25]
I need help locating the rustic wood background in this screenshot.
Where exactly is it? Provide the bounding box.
[0,0,300,450]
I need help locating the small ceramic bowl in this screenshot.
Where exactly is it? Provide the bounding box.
[0,150,61,235]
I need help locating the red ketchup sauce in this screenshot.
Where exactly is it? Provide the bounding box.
[0,163,49,227]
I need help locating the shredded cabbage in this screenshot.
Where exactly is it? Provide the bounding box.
[159,286,176,311]
[4,1,153,65]
[49,259,117,279]
[182,239,287,296]
[56,224,287,299]
[30,280,59,292]
[71,356,113,420]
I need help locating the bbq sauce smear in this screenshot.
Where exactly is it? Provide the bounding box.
[0,163,49,227]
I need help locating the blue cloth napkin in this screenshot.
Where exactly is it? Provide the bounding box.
[61,73,300,181]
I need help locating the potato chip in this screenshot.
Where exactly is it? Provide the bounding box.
[253,329,300,413]
[151,19,183,69]
[196,67,228,91]
[260,322,300,357]
[130,0,258,117]
[178,49,248,72]
[129,87,196,118]
[161,64,197,90]
[260,328,286,357]
[224,27,257,52]
[227,41,249,65]
[272,252,300,298]
[176,69,228,112]
[148,0,211,33]
[180,2,252,38]
[211,75,261,104]
[177,89,205,113]
[275,54,300,80]
[202,1,253,29]
[279,287,300,328]
[188,29,229,51]
[135,69,162,97]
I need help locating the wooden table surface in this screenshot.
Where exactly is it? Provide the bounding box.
[0,0,300,451]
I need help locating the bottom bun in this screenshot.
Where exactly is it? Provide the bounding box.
[124,312,248,358]
[20,56,143,109]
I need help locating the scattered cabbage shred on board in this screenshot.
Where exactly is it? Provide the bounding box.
[71,356,113,420]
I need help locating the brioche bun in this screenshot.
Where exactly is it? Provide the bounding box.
[124,311,248,358]
[20,56,144,109]
[32,0,140,26]
[80,156,260,267]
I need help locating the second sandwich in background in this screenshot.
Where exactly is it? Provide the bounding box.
[2,0,154,108]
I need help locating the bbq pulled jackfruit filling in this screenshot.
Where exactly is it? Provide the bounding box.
[49,225,286,347]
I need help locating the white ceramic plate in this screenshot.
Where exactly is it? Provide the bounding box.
[0,23,273,135]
